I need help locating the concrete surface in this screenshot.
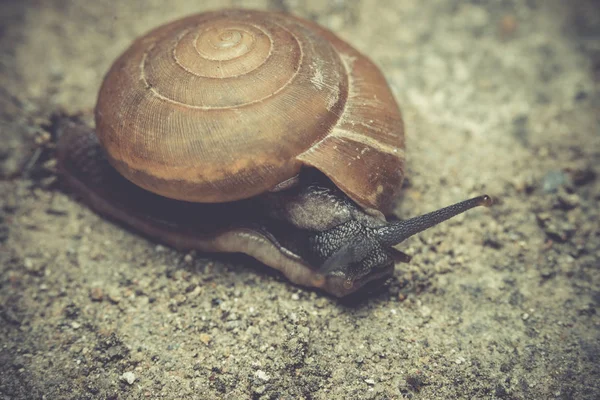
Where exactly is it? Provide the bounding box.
[1,0,599,399]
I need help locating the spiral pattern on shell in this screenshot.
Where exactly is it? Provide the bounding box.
[143,17,302,108]
[95,9,405,213]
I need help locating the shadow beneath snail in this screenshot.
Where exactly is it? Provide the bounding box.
[174,250,395,306]
[167,251,398,310]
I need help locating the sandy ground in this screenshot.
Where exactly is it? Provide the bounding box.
[1,0,599,399]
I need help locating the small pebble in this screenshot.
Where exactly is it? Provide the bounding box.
[173,294,187,306]
[365,378,376,385]
[121,371,136,385]
[23,258,34,270]
[199,333,211,346]
[513,174,536,194]
[255,370,270,381]
[542,170,569,193]
[107,289,122,304]
[420,306,432,318]
[253,385,267,395]
[557,190,580,210]
[90,287,103,301]
[499,14,517,38]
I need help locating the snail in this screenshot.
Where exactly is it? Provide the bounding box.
[55,9,492,297]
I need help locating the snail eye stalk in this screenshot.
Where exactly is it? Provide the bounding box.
[375,195,492,246]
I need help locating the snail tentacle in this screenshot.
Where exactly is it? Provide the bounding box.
[374,195,492,247]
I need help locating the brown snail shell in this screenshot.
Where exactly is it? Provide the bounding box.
[95,9,405,213]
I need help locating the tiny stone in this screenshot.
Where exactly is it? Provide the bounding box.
[71,321,81,329]
[255,370,270,381]
[90,287,103,301]
[540,268,555,279]
[173,294,187,306]
[542,170,569,193]
[499,14,518,37]
[107,289,122,304]
[291,293,300,301]
[23,258,33,270]
[514,174,536,194]
[327,14,345,31]
[183,253,193,263]
[420,306,432,318]
[199,333,211,345]
[253,385,266,395]
[365,378,376,385]
[557,190,580,210]
[121,371,136,385]
[522,313,530,321]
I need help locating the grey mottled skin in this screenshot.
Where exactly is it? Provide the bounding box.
[259,171,403,283]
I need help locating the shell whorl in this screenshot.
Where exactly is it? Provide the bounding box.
[141,16,302,108]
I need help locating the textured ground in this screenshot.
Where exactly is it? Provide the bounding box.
[1,0,599,399]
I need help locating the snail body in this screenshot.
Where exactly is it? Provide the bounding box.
[57,9,491,297]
